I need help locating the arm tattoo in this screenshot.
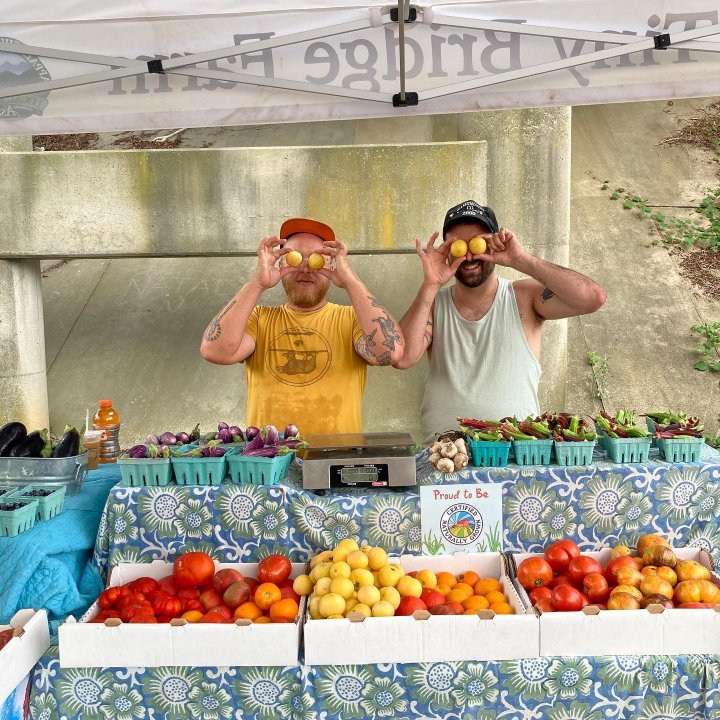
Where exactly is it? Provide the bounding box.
[541,287,555,303]
[354,329,378,361]
[424,319,433,345]
[367,295,403,351]
[204,299,236,342]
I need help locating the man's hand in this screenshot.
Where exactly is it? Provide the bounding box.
[416,232,464,289]
[252,236,295,290]
[318,239,357,289]
[472,228,527,269]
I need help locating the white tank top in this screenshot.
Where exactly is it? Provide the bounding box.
[420,278,541,444]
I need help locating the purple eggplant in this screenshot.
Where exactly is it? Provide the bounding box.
[245,426,260,442]
[217,428,233,444]
[242,433,265,454]
[218,422,229,431]
[283,424,300,440]
[189,423,200,442]
[146,434,160,445]
[175,432,190,444]
[262,425,280,446]
[128,444,148,459]
[242,446,279,458]
[202,446,227,458]
[159,431,177,445]
[228,425,243,438]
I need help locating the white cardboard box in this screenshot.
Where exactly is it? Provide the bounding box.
[59,560,306,668]
[514,547,720,657]
[303,552,538,665]
[0,609,50,704]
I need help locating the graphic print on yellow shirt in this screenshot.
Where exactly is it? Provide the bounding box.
[245,303,366,436]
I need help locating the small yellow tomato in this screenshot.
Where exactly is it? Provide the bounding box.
[308,252,325,270]
[450,240,468,258]
[468,236,487,255]
[285,250,303,267]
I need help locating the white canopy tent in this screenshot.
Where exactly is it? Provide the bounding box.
[0,0,719,135]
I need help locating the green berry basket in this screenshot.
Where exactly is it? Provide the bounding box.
[226,453,294,486]
[10,485,66,521]
[553,440,597,467]
[0,498,38,537]
[467,439,511,468]
[511,439,554,466]
[656,436,704,463]
[603,436,652,463]
[117,457,173,487]
[171,454,229,486]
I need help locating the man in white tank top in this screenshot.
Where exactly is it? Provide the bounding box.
[394,200,607,445]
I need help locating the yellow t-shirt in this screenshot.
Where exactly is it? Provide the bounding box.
[245,303,367,436]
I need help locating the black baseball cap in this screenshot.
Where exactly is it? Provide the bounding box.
[443,200,499,237]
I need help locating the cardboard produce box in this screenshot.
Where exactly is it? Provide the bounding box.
[303,552,538,665]
[59,560,306,668]
[0,609,50,704]
[514,547,720,657]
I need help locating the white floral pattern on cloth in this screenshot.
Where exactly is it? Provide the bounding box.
[30,649,720,720]
[92,459,720,577]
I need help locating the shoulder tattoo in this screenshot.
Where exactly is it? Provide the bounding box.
[541,287,555,303]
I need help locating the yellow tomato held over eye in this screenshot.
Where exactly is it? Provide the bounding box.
[449,240,468,258]
[468,236,487,255]
[285,250,303,267]
[308,252,325,270]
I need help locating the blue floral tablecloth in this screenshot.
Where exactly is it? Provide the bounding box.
[29,647,720,720]
[94,446,720,574]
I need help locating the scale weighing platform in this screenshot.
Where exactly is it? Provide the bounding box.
[301,432,417,490]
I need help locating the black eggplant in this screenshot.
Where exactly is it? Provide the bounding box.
[51,427,80,458]
[0,422,27,456]
[8,430,46,458]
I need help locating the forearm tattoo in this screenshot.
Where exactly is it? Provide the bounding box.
[204,300,236,342]
[368,296,403,351]
[541,287,555,303]
[355,330,377,361]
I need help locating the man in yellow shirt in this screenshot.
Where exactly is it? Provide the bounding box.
[200,218,404,435]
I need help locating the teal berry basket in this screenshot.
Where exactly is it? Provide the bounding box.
[118,457,173,487]
[603,436,652,463]
[553,440,597,467]
[171,454,229,486]
[0,498,38,537]
[10,484,66,521]
[467,439,511,468]
[511,439,554,466]
[656,436,704,463]
[226,453,294,486]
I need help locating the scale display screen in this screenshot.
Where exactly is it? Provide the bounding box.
[330,464,389,487]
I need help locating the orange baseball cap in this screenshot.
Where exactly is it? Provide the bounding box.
[279,217,335,243]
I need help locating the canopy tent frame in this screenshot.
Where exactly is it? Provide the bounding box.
[1,3,720,109]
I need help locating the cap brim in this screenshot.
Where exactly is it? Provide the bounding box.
[280,218,335,242]
[443,213,497,235]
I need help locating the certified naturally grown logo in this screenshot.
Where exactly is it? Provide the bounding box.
[0,37,51,118]
[440,503,483,545]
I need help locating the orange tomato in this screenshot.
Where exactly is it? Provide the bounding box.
[484,590,507,606]
[436,572,456,589]
[696,579,720,604]
[253,616,271,624]
[639,575,674,600]
[234,602,263,621]
[636,534,670,557]
[474,578,502,596]
[675,560,711,582]
[254,583,281,610]
[435,584,452,597]
[615,567,644,589]
[181,610,203,623]
[674,580,701,604]
[456,571,481,588]
[269,598,299,622]
[462,595,490,612]
[446,588,472,604]
[610,584,643,601]
[454,582,475,597]
[607,592,640,610]
[490,601,514,615]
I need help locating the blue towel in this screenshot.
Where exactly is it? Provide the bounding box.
[0,469,119,635]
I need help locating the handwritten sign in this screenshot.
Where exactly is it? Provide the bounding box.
[420,484,504,555]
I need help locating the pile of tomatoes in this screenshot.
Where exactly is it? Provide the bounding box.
[516,536,720,612]
[92,551,300,624]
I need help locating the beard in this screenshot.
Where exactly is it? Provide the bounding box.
[455,259,495,288]
[282,275,329,308]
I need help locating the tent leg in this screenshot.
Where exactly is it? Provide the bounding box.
[0,135,49,429]
[458,107,571,411]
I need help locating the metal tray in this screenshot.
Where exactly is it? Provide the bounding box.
[0,452,88,495]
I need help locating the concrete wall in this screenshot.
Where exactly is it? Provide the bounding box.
[2,109,572,443]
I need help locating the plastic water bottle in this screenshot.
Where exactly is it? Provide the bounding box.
[92,399,121,464]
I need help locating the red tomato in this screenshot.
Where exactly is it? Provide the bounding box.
[528,587,553,605]
[157,575,178,596]
[199,588,224,612]
[257,555,292,585]
[551,585,585,612]
[604,555,641,584]
[200,610,228,623]
[97,586,130,609]
[568,556,604,584]
[120,602,155,623]
[544,540,581,574]
[173,552,216,589]
[128,577,160,595]
[582,572,610,602]
[128,614,157,623]
[152,593,183,618]
[182,598,205,613]
[549,574,576,589]
[279,585,301,604]
[516,558,553,589]
[535,597,555,613]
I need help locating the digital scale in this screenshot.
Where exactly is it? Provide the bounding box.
[300,432,417,490]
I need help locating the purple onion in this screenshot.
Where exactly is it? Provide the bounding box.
[245,426,260,441]
[283,424,300,440]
